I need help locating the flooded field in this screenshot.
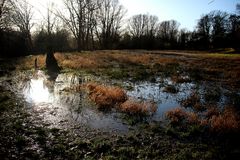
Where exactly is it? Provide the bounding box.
[10,67,239,133]
[1,50,240,159]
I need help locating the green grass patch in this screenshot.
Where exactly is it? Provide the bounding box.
[205,53,240,58]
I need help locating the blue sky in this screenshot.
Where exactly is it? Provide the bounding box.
[119,0,240,30]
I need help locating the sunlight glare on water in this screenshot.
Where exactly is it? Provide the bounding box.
[24,71,51,104]
[29,78,50,103]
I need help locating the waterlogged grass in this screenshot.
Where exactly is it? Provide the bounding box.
[84,82,127,109]
[1,50,240,159]
[1,87,230,159]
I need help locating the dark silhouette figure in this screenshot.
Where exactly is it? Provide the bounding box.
[46,49,60,80]
[34,58,38,70]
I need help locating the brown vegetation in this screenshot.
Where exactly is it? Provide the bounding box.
[15,51,240,89]
[180,92,204,111]
[84,83,127,109]
[79,82,157,115]
[16,55,46,70]
[118,99,157,115]
[166,108,188,124]
[209,107,240,133]
[166,106,240,133]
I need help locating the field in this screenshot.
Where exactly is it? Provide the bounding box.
[0,50,240,159]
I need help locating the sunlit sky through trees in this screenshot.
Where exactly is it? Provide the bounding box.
[28,0,239,31]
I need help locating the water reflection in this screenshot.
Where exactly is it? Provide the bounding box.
[126,78,195,120]
[23,70,52,104]
[18,70,238,132]
[21,71,129,132]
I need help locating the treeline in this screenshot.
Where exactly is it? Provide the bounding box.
[0,0,240,57]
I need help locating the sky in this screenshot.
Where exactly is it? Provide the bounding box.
[28,0,239,31]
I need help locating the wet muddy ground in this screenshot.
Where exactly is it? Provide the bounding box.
[0,51,240,159]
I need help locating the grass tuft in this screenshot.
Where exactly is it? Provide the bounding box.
[118,99,157,115]
[84,83,127,109]
[166,108,188,124]
[209,107,240,133]
[166,106,240,134]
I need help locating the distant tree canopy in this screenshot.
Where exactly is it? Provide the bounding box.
[1,1,240,58]
[0,0,33,57]
[33,28,70,53]
[194,10,240,50]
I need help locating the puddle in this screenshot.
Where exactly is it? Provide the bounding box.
[15,70,237,132]
[20,70,129,132]
[126,78,195,120]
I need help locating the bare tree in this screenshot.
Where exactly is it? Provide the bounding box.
[129,14,158,38]
[158,20,179,41]
[129,14,148,38]
[60,0,98,51]
[178,28,191,49]
[146,15,159,37]
[10,0,34,52]
[0,0,13,30]
[96,0,126,49]
[45,3,57,36]
[157,20,180,48]
[196,14,211,48]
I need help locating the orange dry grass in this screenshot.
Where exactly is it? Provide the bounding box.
[118,99,157,115]
[166,108,202,125]
[209,107,240,132]
[180,92,204,111]
[84,83,127,109]
[56,51,177,70]
[205,107,220,118]
[16,55,46,70]
[55,52,99,69]
[166,106,240,133]
[187,112,200,124]
[108,52,176,66]
[166,108,188,123]
[83,82,157,114]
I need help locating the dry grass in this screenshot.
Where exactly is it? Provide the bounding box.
[55,53,99,69]
[205,106,220,119]
[180,93,204,111]
[14,50,240,89]
[84,82,127,109]
[166,106,240,133]
[118,99,157,115]
[80,82,157,114]
[16,51,178,70]
[16,55,46,70]
[186,112,200,124]
[166,108,188,124]
[166,108,203,125]
[209,107,240,133]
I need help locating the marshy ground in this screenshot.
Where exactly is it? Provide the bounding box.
[0,50,240,159]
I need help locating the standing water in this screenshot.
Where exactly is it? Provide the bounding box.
[18,70,198,132]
